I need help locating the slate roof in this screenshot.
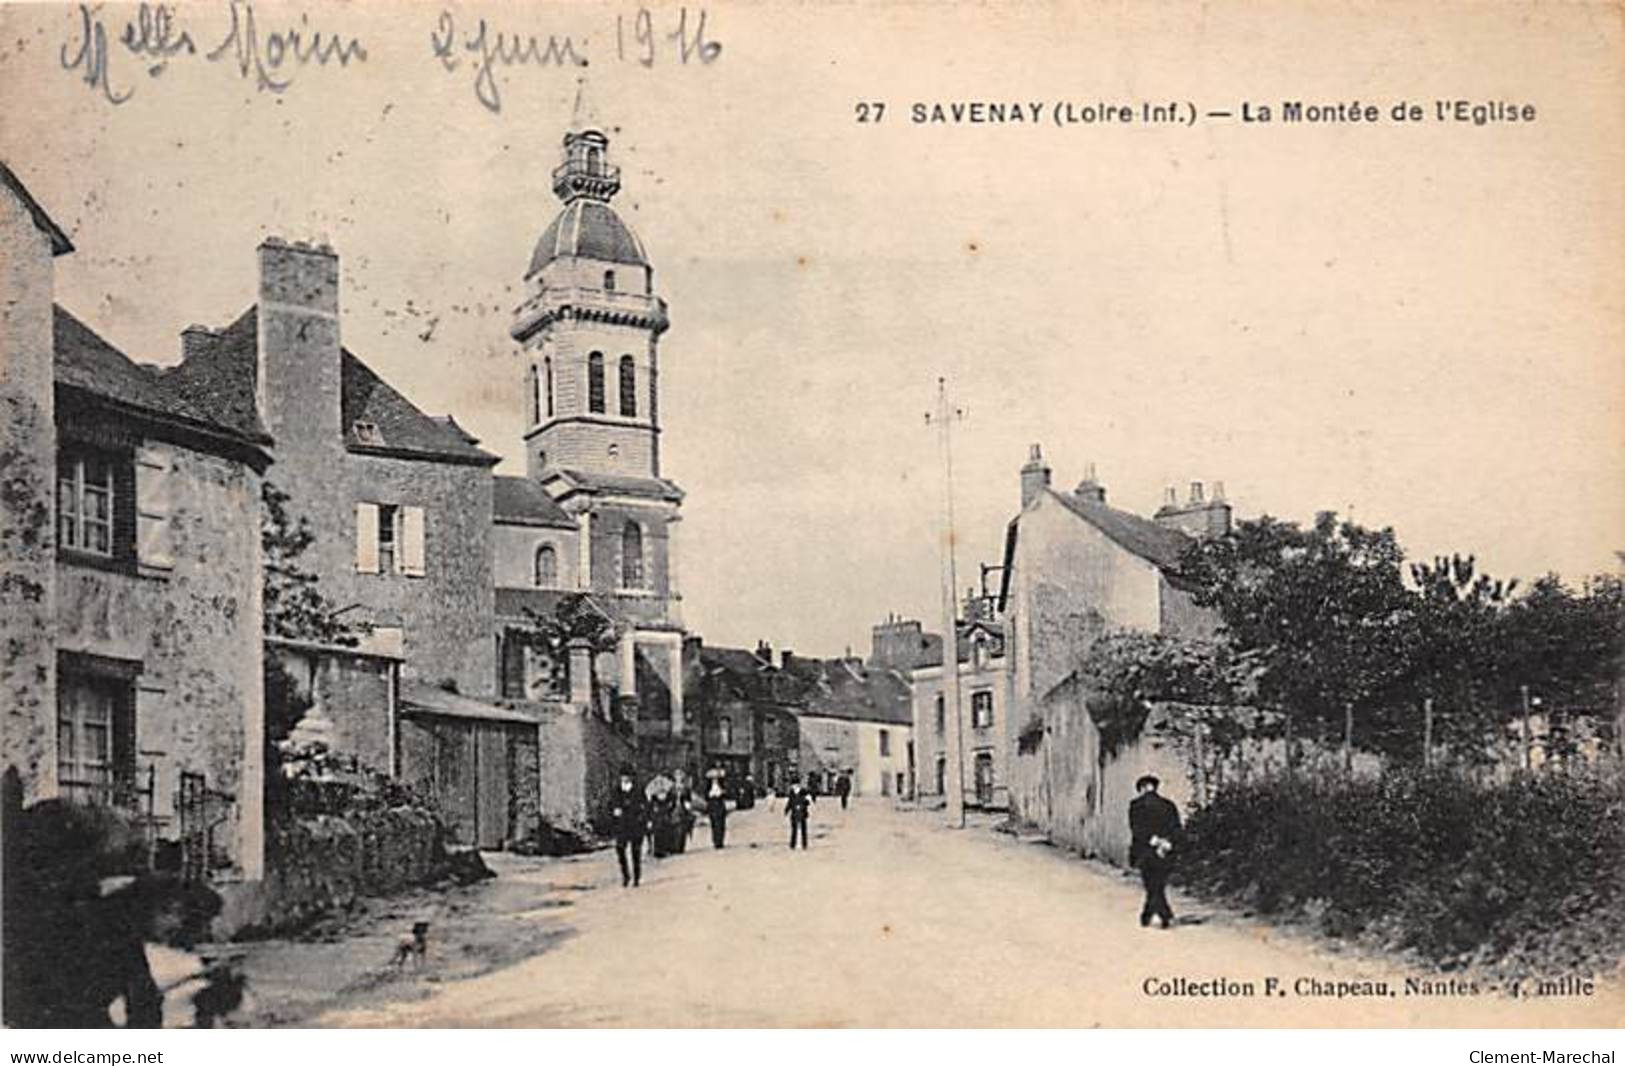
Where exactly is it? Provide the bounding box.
[399,681,541,725]
[784,655,913,726]
[493,475,576,529]
[1,161,72,255]
[1047,489,1192,570]
[340,346,497,464]
[550,468,684,502]
[529,199,649,276]
[165,305,498,465]
[53,305,269,456]
[161,307,267,442]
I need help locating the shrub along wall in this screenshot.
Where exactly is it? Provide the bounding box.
[1179,765,1625,975]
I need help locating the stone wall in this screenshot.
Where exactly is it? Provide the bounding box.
[55,438,265,877]
[0,176,58,800]
[220,805,444,936]
[535,704,634,834]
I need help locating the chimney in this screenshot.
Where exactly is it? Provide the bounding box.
[779,648,793,670]
[1155,477,1234,539]
[755,640,772,664]
[180,324,216,362]
[870,617,924,670]
[1020,443,1052,509]
[256,237,343,453]
[1074,461,1106,505]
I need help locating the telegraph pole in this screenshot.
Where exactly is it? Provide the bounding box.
[926,377,967,828]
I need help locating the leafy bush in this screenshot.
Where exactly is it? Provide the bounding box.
[1180,766,1625,973]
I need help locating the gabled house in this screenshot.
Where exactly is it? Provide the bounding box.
[996,444,1228,853]
[1,163,272,882]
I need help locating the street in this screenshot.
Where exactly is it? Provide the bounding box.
[239,800,1618,1028]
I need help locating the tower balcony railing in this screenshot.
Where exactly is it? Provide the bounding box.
[552,161,621,184]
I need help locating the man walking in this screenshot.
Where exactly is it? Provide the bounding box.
[705,780,729,849]
[835,772,851,810]
[610,766,647,887]
[1128,774,1182,929]
[785,778,813,850]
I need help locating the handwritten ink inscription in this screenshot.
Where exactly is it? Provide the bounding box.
[57,3,720,113]
[60,1,366,104]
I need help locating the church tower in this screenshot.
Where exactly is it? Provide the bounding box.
[511,119,686,744]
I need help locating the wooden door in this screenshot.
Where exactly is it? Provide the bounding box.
[475,725,511,850]
[435,719,478,846]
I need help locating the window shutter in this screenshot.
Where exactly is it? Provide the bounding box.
[355,502,379,573]
[400,506,426,576]
[134,444,174,571]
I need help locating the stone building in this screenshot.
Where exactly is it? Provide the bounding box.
[996,445,1228,853]
[785,653,914,798]
[0,163,271,881]
[876,615,1012,810]
[689,641,801,794]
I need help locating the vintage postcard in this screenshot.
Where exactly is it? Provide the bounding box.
[0,0,1621,1033]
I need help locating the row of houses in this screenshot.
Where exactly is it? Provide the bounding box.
[0,115,927,930]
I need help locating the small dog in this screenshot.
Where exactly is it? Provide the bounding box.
[390,921,430,969]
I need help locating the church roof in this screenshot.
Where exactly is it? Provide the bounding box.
[166,306,498,466]
[527,200,649,276]
[492,475,577,529]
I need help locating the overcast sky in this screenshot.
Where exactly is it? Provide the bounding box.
[4,1,1620,657]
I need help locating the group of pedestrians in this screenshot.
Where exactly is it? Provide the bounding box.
[608,765,743,888]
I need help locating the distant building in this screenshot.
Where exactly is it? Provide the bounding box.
[877,614,1011,810]
[783,652,913,798]
[688,640,801,793]
[0,163,271,881]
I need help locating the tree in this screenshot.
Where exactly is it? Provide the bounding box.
[1404,554,1515,763]
[509,593,618,701]
[1179,512,1417,761]
[261,481,357,648]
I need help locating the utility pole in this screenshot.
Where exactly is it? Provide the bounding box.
[926,377,967,829]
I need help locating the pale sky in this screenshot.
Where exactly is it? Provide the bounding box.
[3,1,1621,657]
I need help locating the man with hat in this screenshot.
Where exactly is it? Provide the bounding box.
[610,765,648,887]
[1128,774,1182,929]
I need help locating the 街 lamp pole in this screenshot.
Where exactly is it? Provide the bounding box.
[926,376,967,829]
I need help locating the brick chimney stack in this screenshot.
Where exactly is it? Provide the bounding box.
[180,324,216,362]
[1020,444,1052,509]
[1074,461,1106,505]
[1154,479,1233,539]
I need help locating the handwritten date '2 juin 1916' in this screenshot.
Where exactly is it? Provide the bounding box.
[60,2,721,111]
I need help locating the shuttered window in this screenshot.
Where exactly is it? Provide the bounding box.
[399,506,426,576]
[357,501,425,576]
[134,444,173,571]
[355,502,380,573]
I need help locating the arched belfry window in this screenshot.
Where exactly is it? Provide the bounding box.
[527,364,539,425]
[619,355,637,417]
[534,543,558,587]
[621,520,644,590]
[544,356,554,419]
[588,352,605,414]
[719,716,733,747]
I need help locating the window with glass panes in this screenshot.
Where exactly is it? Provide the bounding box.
[972,690,994,728]
[58,452,115,555]
[57,671,132,805]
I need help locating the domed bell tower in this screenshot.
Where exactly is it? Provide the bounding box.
[512,127,669,484]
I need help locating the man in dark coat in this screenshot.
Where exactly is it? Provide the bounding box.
[705,780,729,849]
[835,772,851,810]
[610,767,648,887]
[1128,774,1182,929]
[785,779,813,849]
